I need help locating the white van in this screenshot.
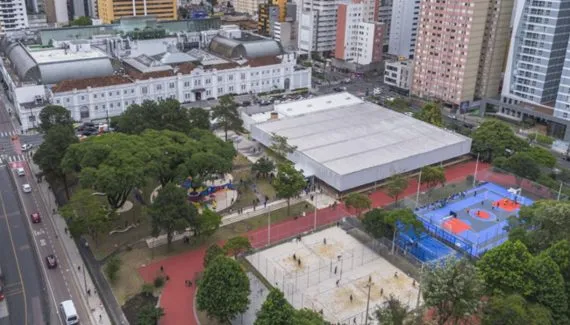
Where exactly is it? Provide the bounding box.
[16,168,25,176]
[59,300,79,324]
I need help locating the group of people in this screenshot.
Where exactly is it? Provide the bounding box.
[417,191,468,212]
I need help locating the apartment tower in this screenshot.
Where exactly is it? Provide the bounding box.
[0,0,28,33]
[98,0,177,23]
[412,0,514,109]
[388,0,419,59]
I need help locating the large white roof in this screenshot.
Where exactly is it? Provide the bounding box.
[274,92,364,117]
[255,101,471,176]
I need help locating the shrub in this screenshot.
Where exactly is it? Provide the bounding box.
[532,133,554,146]
[141,283,154,296]
[105,256,121,283]
[154,275,165,288]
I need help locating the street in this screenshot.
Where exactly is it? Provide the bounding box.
[10,160,92,324]
[0,166,46,325]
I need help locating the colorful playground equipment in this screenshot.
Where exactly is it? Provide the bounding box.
[180,176,236,208]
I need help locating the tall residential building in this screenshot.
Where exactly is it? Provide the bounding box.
[412,0,513,108]
[335,3,383,65]
[502,0,570,108]
[236,0,263,15]
[388,0,419,59]
[0,0,28,33]
[299,0,378,54]
[377,0,391,50]
[98,0,178,23]
[45,0,69,24]
[258,0,295,37]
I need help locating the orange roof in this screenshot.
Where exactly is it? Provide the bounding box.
[248,56,281,67]
[51,75,133,93]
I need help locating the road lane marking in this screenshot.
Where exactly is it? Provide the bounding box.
[0,186,28,325]
[39,239,46,246]
[0,300,8,319]
[18,244,30,251]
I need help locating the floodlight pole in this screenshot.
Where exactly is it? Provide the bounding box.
[415,170,422,208]
[473,153,480,187]
[557,182,563,201]
[364,281,373,325]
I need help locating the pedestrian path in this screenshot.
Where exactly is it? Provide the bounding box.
[28,160,113,325]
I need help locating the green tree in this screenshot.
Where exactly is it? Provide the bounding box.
[62,133,149,209]
[33,124,78,199]
[105,256,121,283]
[143,129,196,187]
[38,105,74,134]
[420,166,446,191]
[543,240,570,305]
[115,99,191,134]
[136,304,165,325]
[223,236,252,257]
[252,157,275,178]
[344,192,371,217]
[274,163,306,215]
[414,102,442,127]
[255,289,294,325]
[148,183,198,247]
[385,208,423,254]
[203,244,226,268]
[211,95,242,141]
[482,294,552,325]
[375,295,416,325]
[509,200,570,253]
[70,16,92,25]
[60,189,116,246]
[194,208,221,237]
[527,253,568,324]
[386,174,408,206]
[471,119,529,162]
[188,107,211,130]
[526,146,556,168]
[504,152,541,182]
[270,133,297,159]
[362,208,391,238]
[292,309,327,325]
[477,240,534,296]
[196,256,250,322]
[422,257,484,325]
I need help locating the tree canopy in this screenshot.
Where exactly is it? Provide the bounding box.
[60,189,116,245]
[414,102,443,127]
[385,208,423,254]
[136,305,165,325]
[115,99,191,134]
[62,132,149,209]
[482,294,552,325]
[196,256,250,322]
[274,163,306,215]
[148,183,198,247]
[422,257,484,325]
[362,208,391,238]
[270,133,297,160]
[70,16,93,26]
[38,105,74,134]
[203,244,226,268]
[375,295,417,325]
[471,119,529,162]
[188,107,211,130]
[503,152,541,182]
[211,95,242,141]
[33,124,78,199]
[344,192,371,216]
[386,174,408,206]
[223,236,252,257]
[420,166,446,190]
[255,289,295,325]
[252,157,275,178]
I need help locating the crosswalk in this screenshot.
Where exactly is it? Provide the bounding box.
[0,130,17,137]
[1,154,27,163]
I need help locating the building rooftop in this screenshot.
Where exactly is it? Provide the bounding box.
[274,92,364,117]
[29,47,108,64]
[51,75,133,93]
[255,96,470,176]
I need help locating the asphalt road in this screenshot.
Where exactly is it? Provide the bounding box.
[0,166,46,325]
[11,162,91,325]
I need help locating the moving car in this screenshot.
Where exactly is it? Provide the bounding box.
[16,167,25,176]
[22,184,32,193]
[46,254,58,269]
[30,212,41,223]
[60,300,79,324]
[21,143,33,151]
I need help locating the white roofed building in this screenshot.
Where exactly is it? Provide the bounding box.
[250,93,471,192]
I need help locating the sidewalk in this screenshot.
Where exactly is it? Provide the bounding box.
[28,159,113,325]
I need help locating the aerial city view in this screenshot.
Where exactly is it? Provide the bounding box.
[0,0,570,324]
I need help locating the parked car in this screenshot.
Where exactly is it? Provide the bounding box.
[22,184,32,193]
[21,143,33,151]
[46,255,58,269]
[241,101,251,107]
[30,212,41,223]
[333,86,347,92]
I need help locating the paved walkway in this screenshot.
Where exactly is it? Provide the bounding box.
[29,159,115,325]
[138,160,485,325]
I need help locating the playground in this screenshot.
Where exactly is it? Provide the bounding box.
[246,227,420,324]
[415,182,533,256]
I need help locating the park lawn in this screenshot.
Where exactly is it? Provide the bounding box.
[90,180,159,260]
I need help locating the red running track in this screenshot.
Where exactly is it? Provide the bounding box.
[137,160,486,325]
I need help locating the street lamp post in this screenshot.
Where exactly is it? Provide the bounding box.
[364,281,374,325]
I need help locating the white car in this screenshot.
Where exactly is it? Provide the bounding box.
[16,168,25,176]
[21,144,33,151]
[22,184,32,193]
